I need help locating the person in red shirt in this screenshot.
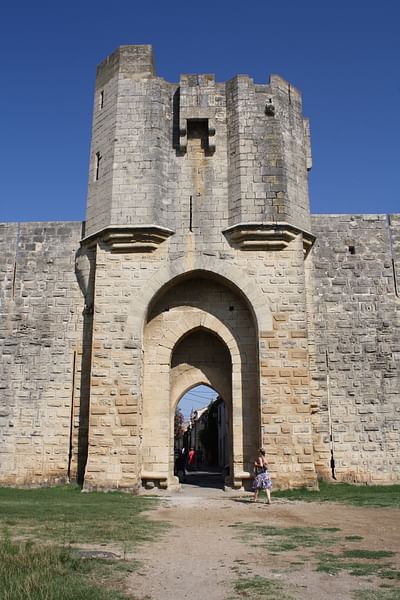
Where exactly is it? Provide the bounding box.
[188,448,196,468]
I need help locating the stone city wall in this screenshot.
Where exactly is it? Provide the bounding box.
[308,214,400,483]
[1,45,398,490]
[0,222,84,485]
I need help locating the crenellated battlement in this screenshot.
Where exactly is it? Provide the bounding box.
[86,45,312,245]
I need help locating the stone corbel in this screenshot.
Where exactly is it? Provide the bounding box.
[81,225,174,253]
[178,125,187,153]
[223,222,315,257]
[207,118,216,154]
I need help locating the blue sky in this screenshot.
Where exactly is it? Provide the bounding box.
[1,0,399,223]
[178,385,218,421]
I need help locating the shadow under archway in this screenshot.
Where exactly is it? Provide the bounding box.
[182,468,225,489]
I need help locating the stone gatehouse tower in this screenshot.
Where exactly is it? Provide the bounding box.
[1,45,399,491]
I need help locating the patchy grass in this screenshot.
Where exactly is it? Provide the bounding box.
[316,550,399,580]
[234,522,400,593]
[352,592,400,600]
[0,485,168,599]
[377,570,400,582]
[234,523,340,553]
[274,482,400,508]
[229,576,296,600]
[342,550,396,560]
[0,485,166,547]
[0,536,130,600]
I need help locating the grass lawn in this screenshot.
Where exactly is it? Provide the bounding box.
[273,481,400,508]
[0,485,167,600]
[0,484,165,546]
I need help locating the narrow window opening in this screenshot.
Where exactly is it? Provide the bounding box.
[99,90,104,109]
[95,152,102,181]
[187,119,209,154]
[12,261,17,299]
[189,195,193,232]
[348,245,356,255]
[386,215,398,297]
[12,223,20,299]
[187,118,208,137]
[392,259,399,298]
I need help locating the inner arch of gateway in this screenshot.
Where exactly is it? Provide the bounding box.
[142,273,260,489]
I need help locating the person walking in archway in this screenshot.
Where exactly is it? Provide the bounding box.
[253,448,272,504]
[188,447,196,470]
[175,449,186,482]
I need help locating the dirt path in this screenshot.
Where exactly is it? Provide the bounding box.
[126,485,400,600]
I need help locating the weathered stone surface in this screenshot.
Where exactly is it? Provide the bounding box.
[0,46,398,490]
[0,222,84,485]
[307,214,400,483]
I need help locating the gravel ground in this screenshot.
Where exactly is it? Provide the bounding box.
[126,480,400,600]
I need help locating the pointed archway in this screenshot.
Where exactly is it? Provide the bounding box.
[171,333,232,487]
[141,274,260,489]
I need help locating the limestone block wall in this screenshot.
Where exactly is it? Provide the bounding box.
[0,222,84,485]
[85,63,118,235]
[269,76,312,231]
[83,229,316,490]
[308,214,400,483]
[256,235,316,489]
[82,48,316,491]
[86,46,172,236]
[1,46,399,493]
[169,76,229,246]
[85,46,313,243]
[226,74,311,230]
[391,214,400,289]
[143,278,259,488]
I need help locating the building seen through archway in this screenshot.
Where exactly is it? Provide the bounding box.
[175,386,230,473]
[174,386,230,488]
